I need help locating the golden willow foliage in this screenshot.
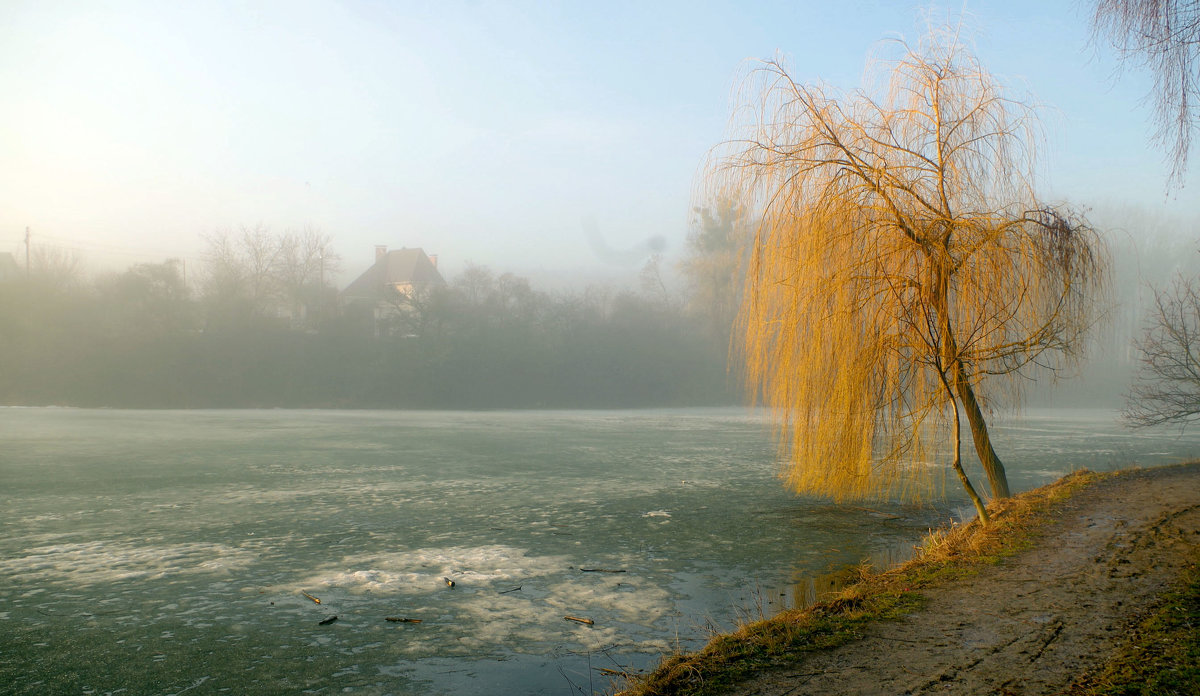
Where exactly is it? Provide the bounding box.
[711,33,1108,508]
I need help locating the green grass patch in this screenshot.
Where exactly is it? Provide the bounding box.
[617,469,1113,696]
[1069,556,1200,695]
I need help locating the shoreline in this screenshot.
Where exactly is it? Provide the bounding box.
[619,462,1200,695]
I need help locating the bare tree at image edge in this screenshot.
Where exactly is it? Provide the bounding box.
[710,31,1109,522]
[1125,269,1200,427]
[1091,0,1200,188]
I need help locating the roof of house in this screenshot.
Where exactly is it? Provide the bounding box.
[342,247,445,300]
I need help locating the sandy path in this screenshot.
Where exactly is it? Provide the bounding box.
[727,463,1200,695]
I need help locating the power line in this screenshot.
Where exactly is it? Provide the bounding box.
[33,233,200,260]
[11,232,204,269]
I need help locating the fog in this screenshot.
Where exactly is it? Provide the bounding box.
[1025,207,1199,409]
[3,2,1199,282]
[0,203,1193,411]
[3,2,1196,413]
[6,6,1200,696]
[0,226,733,408]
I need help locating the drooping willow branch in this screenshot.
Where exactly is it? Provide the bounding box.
[708,30,1109,510]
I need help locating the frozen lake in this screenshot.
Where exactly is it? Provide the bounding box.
[1,407,1197,695]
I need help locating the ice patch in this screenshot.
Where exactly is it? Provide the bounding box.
[298,545,571,594]
[290,545,676,655]
[319,568,423,593]
[642,510,671,518]
[0,541,258,587]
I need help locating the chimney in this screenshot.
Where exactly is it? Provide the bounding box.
[375,245,388,262]
[428,254,438,268]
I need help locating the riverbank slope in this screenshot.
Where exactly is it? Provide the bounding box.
[622,462,1200,695]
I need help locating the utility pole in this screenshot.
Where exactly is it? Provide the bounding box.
[24,226,30,277]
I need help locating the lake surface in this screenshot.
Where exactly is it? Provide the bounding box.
[2,407,1197,695]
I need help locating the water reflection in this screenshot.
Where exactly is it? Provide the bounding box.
[781,529,944,612]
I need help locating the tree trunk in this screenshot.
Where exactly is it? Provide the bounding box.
[931,258,1011,501]
[941,369,990,524]
[954,364,1011,499]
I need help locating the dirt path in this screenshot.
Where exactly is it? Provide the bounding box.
[727,463,1200,695]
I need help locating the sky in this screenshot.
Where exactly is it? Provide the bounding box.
[1,0,1196,286]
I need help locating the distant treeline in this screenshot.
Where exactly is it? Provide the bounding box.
[0,258,736,409]
[6,205,1182,411]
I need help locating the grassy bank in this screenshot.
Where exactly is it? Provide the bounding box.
[618,469,1113,696]
[1069,553,1200,695]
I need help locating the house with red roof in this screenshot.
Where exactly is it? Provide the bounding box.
[341,246,445,335]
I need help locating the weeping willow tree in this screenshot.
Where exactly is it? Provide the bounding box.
[1091,0,1200,188]
[711,32,1108,521]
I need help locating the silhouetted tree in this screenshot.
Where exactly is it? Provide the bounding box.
[200,225,337,331]
[96,260,192,335]
[1125,248,1200,427]
[277,227,340,329]
[29,245,85,290]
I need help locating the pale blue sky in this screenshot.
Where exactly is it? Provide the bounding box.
[0,1,1195,282]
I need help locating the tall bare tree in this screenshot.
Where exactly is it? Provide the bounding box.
[29,245,85,290]
[1092,0,1200,187]
[1125,257,1200,427]
[710,31,1108,520]
[277,226,340,326]
[201,225,339,329]
[202,226,277,314]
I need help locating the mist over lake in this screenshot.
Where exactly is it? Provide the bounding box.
[3,407,1196,695]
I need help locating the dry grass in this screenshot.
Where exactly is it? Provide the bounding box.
[616,469,1111,696]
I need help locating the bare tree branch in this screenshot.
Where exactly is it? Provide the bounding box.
[1124,267,1200,426]
[1092,0,1200,188]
